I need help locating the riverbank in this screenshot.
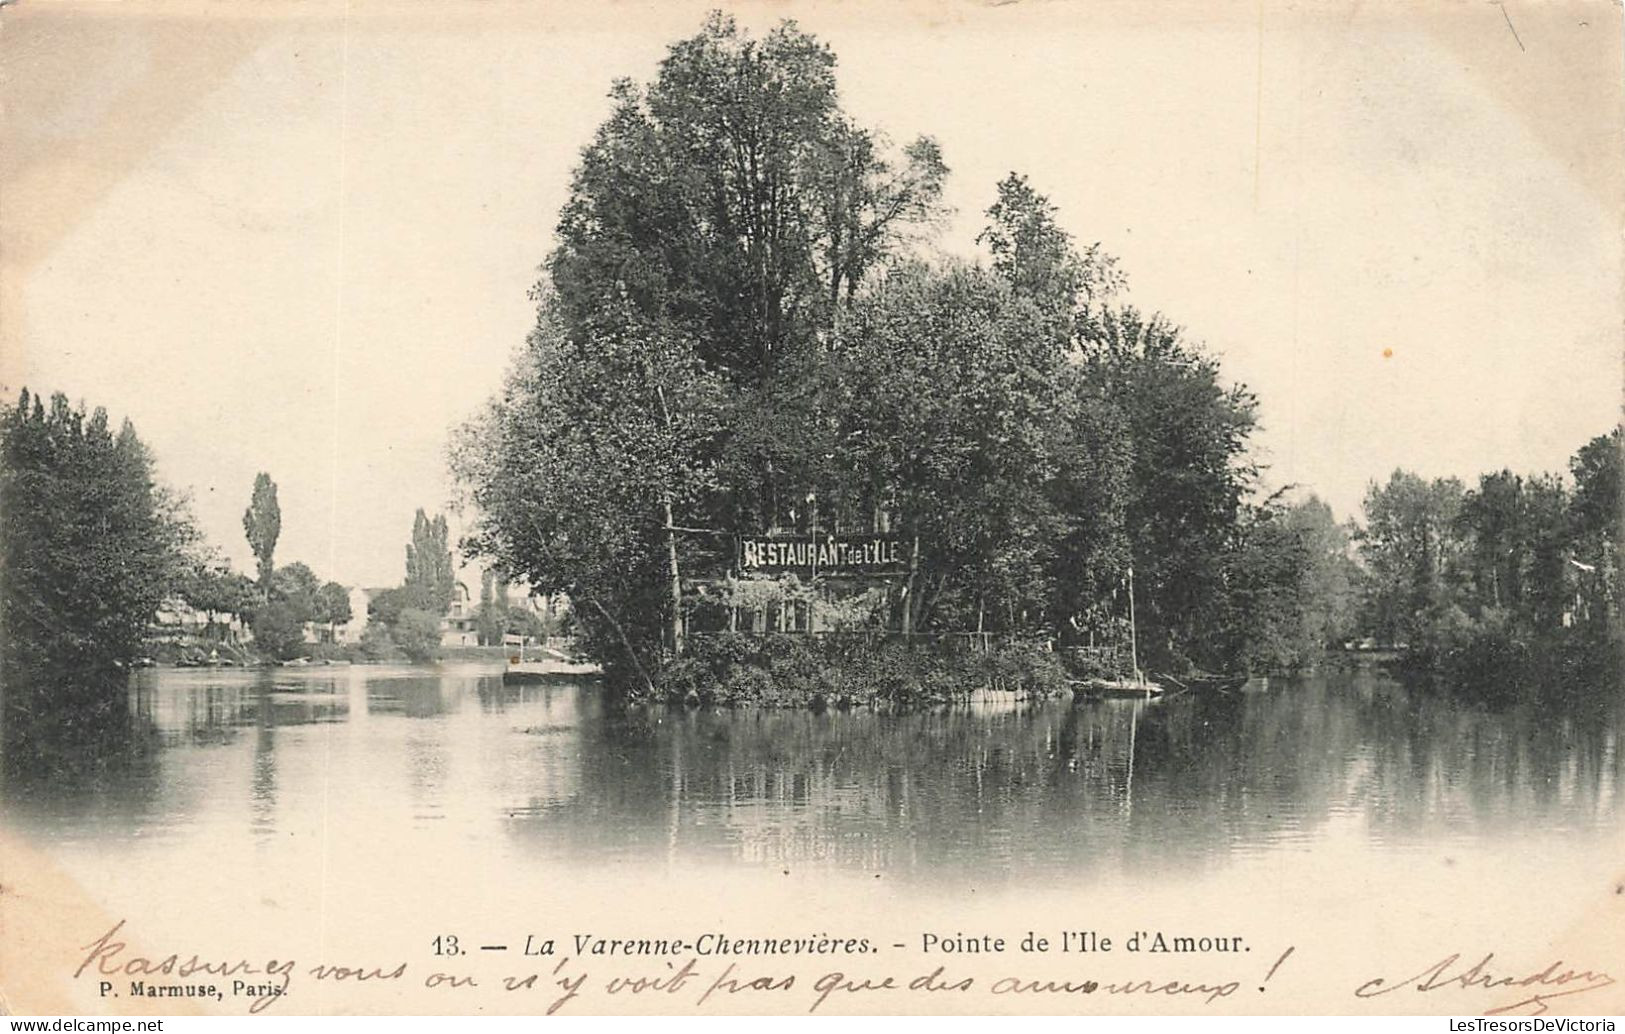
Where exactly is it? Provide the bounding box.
[651,633,1071,710]
[145,642,539,669]
[1389,625,1622,704]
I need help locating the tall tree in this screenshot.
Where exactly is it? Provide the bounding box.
[1520,473,1574,632]
[551,13,946,381]
[242,472,281,599]
[1570,427,1623,547]
[1076,308,1260,668]
[975,176,1134,638]
[453,303,726,686]
[403,509,455,616]
[1,389,191,676]
[1282,495,1362,652]
[1042,362,1133,639]
[826,263,1065,634]
[1457,470,1526,610]
[546,14,946,535]
[977,172,1124,346]
[1213,500,1314,672]
[1565,428,1622,631]
[1356,471,1467,646]
[1571,427,1622,613]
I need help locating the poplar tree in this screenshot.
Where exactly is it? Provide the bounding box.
[404,509,455,616]
[242,472,281,599]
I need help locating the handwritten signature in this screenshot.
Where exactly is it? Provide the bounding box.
[1356,952,1615,1015]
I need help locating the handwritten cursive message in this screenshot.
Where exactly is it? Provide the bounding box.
[1356,952,1616,1015]
[68,920,1616,1016]
[69,919,1302,1015]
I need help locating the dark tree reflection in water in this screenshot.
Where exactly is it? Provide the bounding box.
[2,666,163,837]
[2,665,1618,883]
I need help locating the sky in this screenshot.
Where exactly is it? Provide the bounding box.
[3,1,1621,589]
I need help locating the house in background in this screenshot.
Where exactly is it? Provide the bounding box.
[440,581,479,647]
[328,585,374,644]
[153,599,251,644]
[273,559,563,652]
[301,585,377,645]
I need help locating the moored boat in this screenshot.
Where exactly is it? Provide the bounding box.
[501,635,602,684]
[502,659,603,684]
[1073,676,1164,701]
[1157,672,1247,698]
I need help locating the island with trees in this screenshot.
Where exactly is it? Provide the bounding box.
[448,14,1620,708]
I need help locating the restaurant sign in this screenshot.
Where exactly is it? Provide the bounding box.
[739,535,908,576]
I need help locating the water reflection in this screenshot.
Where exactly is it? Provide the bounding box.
[2,665,1619,880]
[2,668,166,844]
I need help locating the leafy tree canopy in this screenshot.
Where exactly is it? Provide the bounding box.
[1,389,193,676]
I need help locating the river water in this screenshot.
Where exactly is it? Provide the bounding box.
[3,664,1621,1014]
[7,663,1620,876]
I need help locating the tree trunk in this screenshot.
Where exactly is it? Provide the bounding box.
[663,493,683,658]
[900,534,921,635]
[582,591,655,697]
[651,382,684,658]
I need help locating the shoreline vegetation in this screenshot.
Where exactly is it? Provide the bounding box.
[662,634,1071,711]
[2,15,1619,750]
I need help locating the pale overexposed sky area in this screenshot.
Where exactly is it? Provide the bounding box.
[3,1,1620,587]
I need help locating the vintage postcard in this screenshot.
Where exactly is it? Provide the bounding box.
[1,0,1621,1019]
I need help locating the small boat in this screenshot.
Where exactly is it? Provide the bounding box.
[1074,676,1163,701]
[502,661,602,684]
[501,637,602,684]
[1158,672,1247,698]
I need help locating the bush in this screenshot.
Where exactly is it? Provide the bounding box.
[251,599,307,661]
[394,608,442,663]
[653,634,1069,710]
[359,621,397,660]
[309,640,369,664]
